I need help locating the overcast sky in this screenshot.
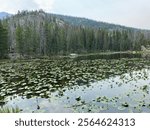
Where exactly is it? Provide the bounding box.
[0,0,150,29]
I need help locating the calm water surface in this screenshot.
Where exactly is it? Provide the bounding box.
[0,53,150,113]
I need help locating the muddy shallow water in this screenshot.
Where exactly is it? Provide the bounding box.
[0,53,150,113]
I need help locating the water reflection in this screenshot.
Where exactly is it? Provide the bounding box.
[0,53,150,113]
[74,53,142,61]
[3,69,150,113]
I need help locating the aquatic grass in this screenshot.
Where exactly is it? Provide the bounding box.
[0,106,20,113]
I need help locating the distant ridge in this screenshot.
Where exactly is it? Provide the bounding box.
[50,13,150,31]
[0,12,12,19]
[0,11,150,31]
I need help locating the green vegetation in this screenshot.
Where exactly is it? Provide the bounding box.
[0,106,20,113]
[0,20,8,59]
[0,54,150,112]
[0,10,149,59]
[0,10,150,113]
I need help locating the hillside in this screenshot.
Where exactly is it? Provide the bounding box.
[0,12,11,19]
[51,14,136,30]
[51,13,150,38]
[0,10,150,59]
[1,11,148,31]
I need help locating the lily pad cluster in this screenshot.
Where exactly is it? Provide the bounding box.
[0,56,150,112]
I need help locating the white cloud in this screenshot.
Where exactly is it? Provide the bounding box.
[0,0,55,14]
[34,0,55,12]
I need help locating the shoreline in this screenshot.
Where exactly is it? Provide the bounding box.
[0,51,148,62]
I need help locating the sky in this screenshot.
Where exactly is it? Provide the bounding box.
[0,0,150,29]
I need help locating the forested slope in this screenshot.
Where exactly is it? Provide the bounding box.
[0,10,150,59]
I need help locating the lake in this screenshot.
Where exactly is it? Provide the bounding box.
[0,53,150,113]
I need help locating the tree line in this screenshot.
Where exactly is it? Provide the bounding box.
[0,11,150,59]
[15,22,150,57]
[0,20,8,58]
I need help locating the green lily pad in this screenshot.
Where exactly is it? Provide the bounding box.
[75,96,81,101]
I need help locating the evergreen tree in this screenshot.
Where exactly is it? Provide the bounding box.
[16,25,24,56]
[0,20,8,58]
[3,10,150,58]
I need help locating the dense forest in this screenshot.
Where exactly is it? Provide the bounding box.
[0,20,8,58]
[0,10,150,59]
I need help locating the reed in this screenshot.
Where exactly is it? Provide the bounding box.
[0,106,20,113]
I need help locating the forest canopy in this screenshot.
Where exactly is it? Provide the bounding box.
[0,10,150,59]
